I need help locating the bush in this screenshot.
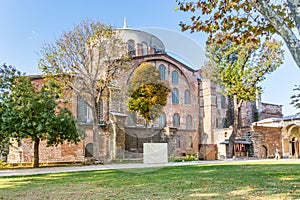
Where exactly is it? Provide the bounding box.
[175,154,198,162]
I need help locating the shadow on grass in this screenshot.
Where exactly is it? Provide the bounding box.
[0,162,300,199]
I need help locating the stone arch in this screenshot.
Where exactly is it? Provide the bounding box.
[85,143,93,157]
[281,123,300,158]
[291,136,299,158]
[261,145,268,159]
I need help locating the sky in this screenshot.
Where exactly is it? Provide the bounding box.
[0,0,299,116]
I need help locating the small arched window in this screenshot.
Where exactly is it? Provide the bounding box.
[184,89,191,104]
[141,42,148,55]
[186,115,193,129]
[159,113,166,128]
[176,136,181,148]
[172,88,179,104]
[173,113,180,128]
[189,136,193,148]
[127,40,135,56]
[172,70,178,85]
[221,95,226,109]
[159,64,166,80]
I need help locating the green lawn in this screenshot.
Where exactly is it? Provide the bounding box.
[0,161,299,199]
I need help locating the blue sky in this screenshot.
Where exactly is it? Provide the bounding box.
[0,0,299,115]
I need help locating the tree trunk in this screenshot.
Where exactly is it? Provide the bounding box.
[92,100,100,161]
[251,0,300,68]
[33,137,40,168]
[226,95,241,158]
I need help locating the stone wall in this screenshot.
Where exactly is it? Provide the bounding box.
[261,103,283,119]
[7,138,84,163]
[251,126,282,158]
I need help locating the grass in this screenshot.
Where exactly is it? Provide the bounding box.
[0,160,300,199]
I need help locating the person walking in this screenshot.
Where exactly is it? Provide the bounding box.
[274,148,280,160]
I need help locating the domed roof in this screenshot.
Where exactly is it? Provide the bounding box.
[140,27,206,70]
[117,28,165,53]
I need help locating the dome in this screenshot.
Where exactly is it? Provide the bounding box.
[140,27,206,70]
[117,28,165,56]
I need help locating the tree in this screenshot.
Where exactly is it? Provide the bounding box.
[176,0,300,68]
[0,64,81,167]
[39,19,130,160]
[291,85,300,110]
[127,62,170,132]
[204,35,284,158]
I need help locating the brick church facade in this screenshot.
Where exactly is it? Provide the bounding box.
[4,27,300,164]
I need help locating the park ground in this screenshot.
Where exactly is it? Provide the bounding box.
[0,159,300,199]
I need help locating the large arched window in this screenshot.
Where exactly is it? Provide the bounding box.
[78,97,101,124]
[159,64,166,80]
[127,40,135,56]
[186,115,193,129]
[77,97,93,123]
[221,95,226,109]
[172,70,178,85]
[159,113,166,128]
[172,88,179,104]
[184,89,191,104]
[173,113,180,128]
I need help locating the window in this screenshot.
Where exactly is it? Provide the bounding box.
[159,113,166,128]
[77,97,102,124]
[222,118,228,128]
[172,70,178,84]
[173,113,180,128]
[77,97,89,123]
[159,64,166,80]
[189,136,193,148]
[186,115,193,129]
[176,136,181,148]
[141,42,148,55]
[221,95,226,109]
[216,118,218,128]
[184,89,191,104]
[127,112,137,126]
[172,88,179,104]
[127,40,135,56]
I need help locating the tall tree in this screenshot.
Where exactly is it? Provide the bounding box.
[176,0,300,68]
[127,62,170,133]
[291,85,300,111]
[0,64,81,167]
[204,35,284,158]
[39,19,130,160]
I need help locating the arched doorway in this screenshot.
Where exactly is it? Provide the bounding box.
[291,137,299,158]
[261,145,268,159]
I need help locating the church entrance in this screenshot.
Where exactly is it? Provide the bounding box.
[291,137,299,158]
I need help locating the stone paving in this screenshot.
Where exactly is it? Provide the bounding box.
[0,158,299,177]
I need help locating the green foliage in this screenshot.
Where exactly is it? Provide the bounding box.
[176,0,294,44]
[127,62,170,123]
[176,0,300,69]
[39,18,130,110]
[0,64,82,167]
[175,154,198,162]
[205,34,284,102]
[1,162,300,199]
[291,85,300,111]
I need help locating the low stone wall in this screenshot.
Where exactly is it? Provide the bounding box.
[7,139,85,163]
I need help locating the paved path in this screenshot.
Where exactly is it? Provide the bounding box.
[0,159,299,177]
